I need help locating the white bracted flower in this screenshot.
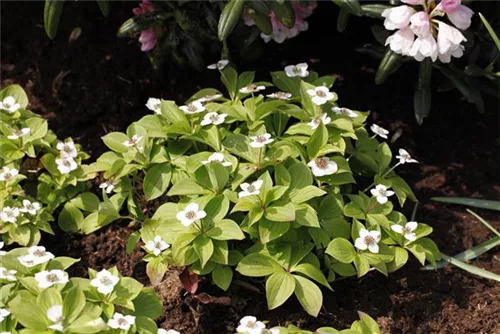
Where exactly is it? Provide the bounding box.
[18,246,55,268]
[90,269,120,294]
[0,96,21,113]
[391,221,418,241]
[176,203,206,227]
[0,166,19,182]
[355,228,382,253]
[284,63,309,78]
[307,86,335,105]
[145,236,170,256]
[107,313,136,331]
[307,157,338,177]
[370,124,389,139]
[35,270,69,288]
[396,149,418,164]
[0,241,5,256]
[0,267,17,281]
[47,305,64,332]
[99,179,120,194]
[179,101,205,114]
[195,94,223,103]
[201,152,232,167]
[382,5,416,30]
[158,330,180,334]
[19,199,41,215]
[146,97,162,114]
[200,112,227,126]
[207,59,229,70]
[236,316,266,334]
[239,84,266,94]
[7,128,30,140]
[0,308,11,322]
[123,135,143,148]
[0,206,19,224]
[249,133,274,148]
[266,91,292,100]
[307,113,331,130]
[332,106,358,118]
[55,156,78,175]
[238,180,263,198]
[370,184,395,204]
[56,140,78,158]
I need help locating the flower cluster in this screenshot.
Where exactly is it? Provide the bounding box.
[236,316,276,334]
[243,1,317,43]
[383,0,473,62]
[0,199,42,226]
[133,0,157,51]
[55,139,79,174]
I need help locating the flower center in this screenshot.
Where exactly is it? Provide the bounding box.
[187,104,197,112]
[316,90,326,97]
[247,185,256,192]
[100,276,112,285]
[315,158,328,169]
[209,114,218,121]
[118,318,128,326]
[4,172,12,179]
[378,189,386,196]
[155,242,162,249]
[402,227,411,234]
[33,249,45,257]
[292,66,301,74]
[47,273,60,282]
[185,211,197,220]
[364,235,374,245]
[255,135,266,143]
[6,211,15,218]
[247,84,257,91]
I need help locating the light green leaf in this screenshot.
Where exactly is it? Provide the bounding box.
[292,263,331,290]
[236,253,282,277]
[289,185,326,204]
[167,179,211,196]
[265,203,296,222]
[101,132,130,153]
[58,202,84,232]
[307,123,328,158]
[70,192,100,212]
[143,163,172,200]
[326,238,356,264]
[193,235,214,268]
[266,271,295,309]
[212,265,233,291]
[207,219,245,240]
[132,288,162,318]
[293,275,322,317]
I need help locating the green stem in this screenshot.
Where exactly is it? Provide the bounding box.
[361,162,401,193]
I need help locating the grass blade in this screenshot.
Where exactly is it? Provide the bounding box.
[421,236,500,270]
[467,209,500,237]
[439,253,500,282]
[479,13,500,51]
[431,197,500,211]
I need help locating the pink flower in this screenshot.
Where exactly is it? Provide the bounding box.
[133,0,153,16]
[382,6,416,30]
[401,0,425,5]
[436,21,466,62]
[437,0,474,30]
[385,26,415,55]
[438,0,461,13]
[409,12,431,38]
[409,35,438,61]
[139,28,157,52]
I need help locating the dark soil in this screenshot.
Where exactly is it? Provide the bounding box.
[2,2,499,333]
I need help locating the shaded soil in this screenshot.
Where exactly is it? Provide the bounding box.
[2,2,499,333]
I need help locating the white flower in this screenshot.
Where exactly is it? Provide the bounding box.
[396,149,418,164]
[55,156,78,174]
[0,206,19,224]
[284,63,309,78]
[176,203,206,227]
[354,228,382,253]
[7,128,30,140]
[200,112,227,126]
[0,166,19,182]
[0,96,21,113]
[47,305,64,332]
[90,269,120,294]
[266,91,292,100]
[370,184,395,204]
[56,140,78,158]
[35,270,69,288]
[201,152,232,167]
[195,94,223,103]
[436,0,474,30]
[382,5,416,30]
[391,221,418,241]
[238,180,263,198]
[237,316,266,334]
[0,267,17,281]
[332,106,357,118]
[19,246,55,267]
[123,134,143,148]
[0,242,5,256]
[307,157,338,177]
[249,133,274,148]
[19,199,41,215]
[145,236,170,256]
[0,308,11,322]
[306,86,335,105]
[307,113,331,130]
[385,26,415,56]
[158,330,180,334]
[239,84,266,94]
[146,98,162,114]
[107,312,136,331]
[207,60,229,70]
[370,124,389,139]
[99,179,120,194]
[436,21,466,58]
[179,101,205,114]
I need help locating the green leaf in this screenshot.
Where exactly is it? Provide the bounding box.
[237,253,282,277]
[218,0,246,40]
[358,311,381,334]
[8,291,46,329]
[101,132,130,153]
[337,8,350,32]
[439,253,500,282]
[360,4,391,18]
[207,219,245,240]
[167,179,211,196]
[292,263,332,290]
[387,247,408,272]
[132,288,162,319]
[44,0,65,39]
[332,0,362,16]
[259,219,290,244]
[143,163,172,200]
[136,316,158,334]
[47,257,79,270]
[437,65,484,113]
[112,277,143,303]
[431,197,500,212]
[146,257,168,285]
[160,100,188,125]
[479,13,500,51]
[70,192,100,212]
[126,231,141,254]
[326,238,356,264]
[266,271,295,309]
[414,58,432,124]
[271,71,301,96]
[265,203,296,222]
[353,254,370,277]
[289,185,326,204]
[288,163,313,189]
[307,123,329,158]
[0,84,29,109]
[63,286,86,324]
[375,49,402,85]
[96,0,110,16]
[223,133,258,163]
[193,235,214,268]
[212,264,233,291]
[268,1,295,28]
[293,275,322,317]
[25,117,48,140]
[58,202,84,232]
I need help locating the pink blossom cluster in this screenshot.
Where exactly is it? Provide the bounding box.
[133,0,157,52]
[383,0,473,63]
[243,1,317,43]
